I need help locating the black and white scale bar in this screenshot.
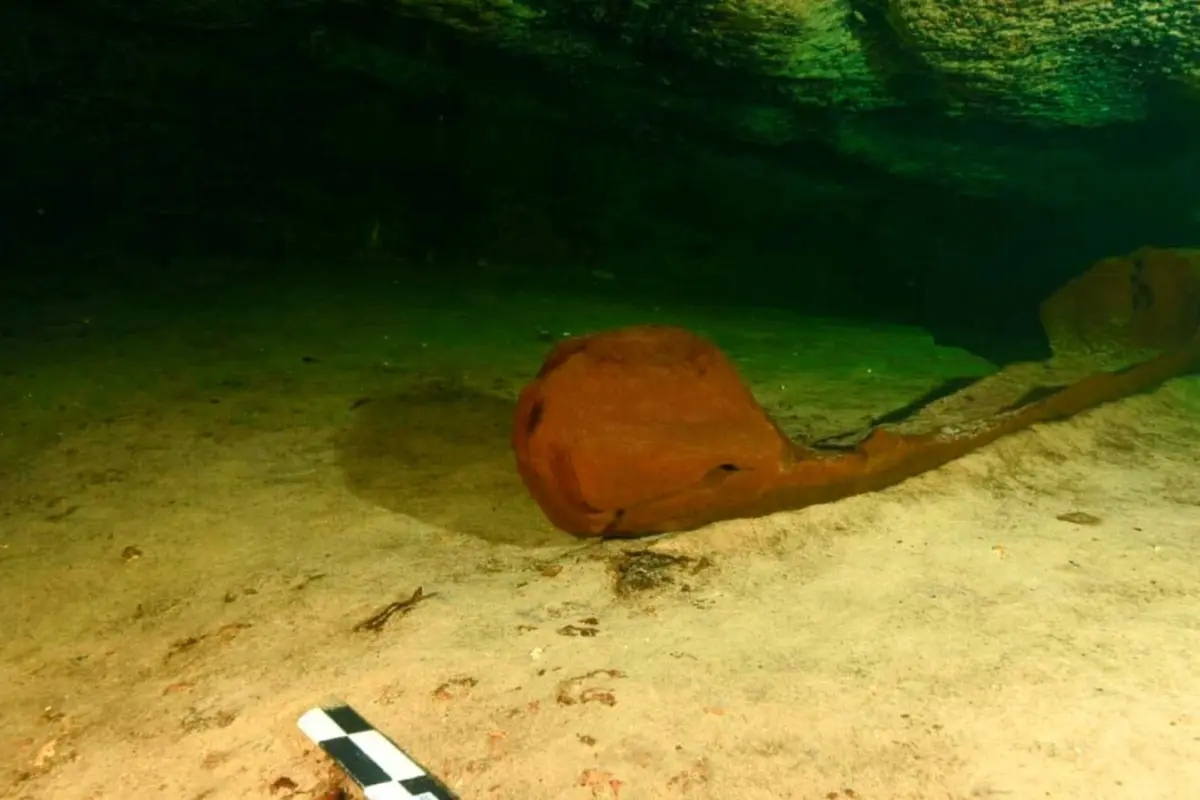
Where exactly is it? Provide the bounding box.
[298,704,459,800]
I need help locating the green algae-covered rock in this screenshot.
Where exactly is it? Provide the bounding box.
[329,0,1200,202]
[883,0,1199,126]
[4,0,1199,221]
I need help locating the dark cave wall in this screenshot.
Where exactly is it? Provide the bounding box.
[2,1,1195,348]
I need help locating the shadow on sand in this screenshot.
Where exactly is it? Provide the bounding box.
[336,381,571,546]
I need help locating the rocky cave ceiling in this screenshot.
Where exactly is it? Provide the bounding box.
[4,0,1199,273]
[25,0,1200,196]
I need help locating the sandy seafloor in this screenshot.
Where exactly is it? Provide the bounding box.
[2,259,1199,800]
